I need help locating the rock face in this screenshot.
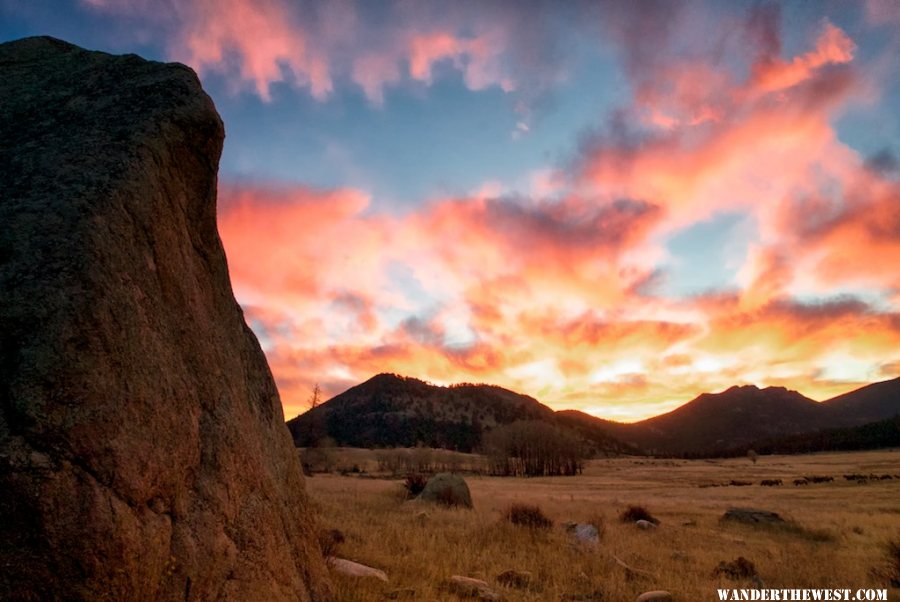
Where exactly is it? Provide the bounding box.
[418,473,473,508]
[0,37,332,601]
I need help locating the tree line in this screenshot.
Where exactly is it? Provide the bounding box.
[484,420,585,476]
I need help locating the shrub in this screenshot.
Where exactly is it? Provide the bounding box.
[317,528,345,559]
[714,557,758,580]
[503,504,553,529]
[403,473,428,498]
[619,505,659,525]
[887,538,900,586]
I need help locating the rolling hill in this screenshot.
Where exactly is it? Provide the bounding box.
[822,377,900,424]
[286,373,635,454]
[287,374,900,457]
[623,385,836,455]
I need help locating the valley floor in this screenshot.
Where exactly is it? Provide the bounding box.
[305,449,900,601]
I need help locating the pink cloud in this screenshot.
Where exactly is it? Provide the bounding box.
[750,22,855,95]
[81,0,543,103]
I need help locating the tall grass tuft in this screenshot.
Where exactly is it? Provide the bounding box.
[619,505,659,525]
[503,504,553,529]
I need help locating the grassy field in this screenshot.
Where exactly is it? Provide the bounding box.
[306,449,900,601]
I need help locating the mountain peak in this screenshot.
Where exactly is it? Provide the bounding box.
[723,384,760,393]
[288,372,556,451]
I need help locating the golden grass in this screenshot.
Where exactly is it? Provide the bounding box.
[306,449,900,601]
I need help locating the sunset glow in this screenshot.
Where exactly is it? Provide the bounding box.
[6,1,899,420]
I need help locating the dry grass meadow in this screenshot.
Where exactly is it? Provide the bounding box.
[305,449,900,601]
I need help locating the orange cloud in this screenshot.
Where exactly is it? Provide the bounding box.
[218,179,900,422]
[200,6,900,421]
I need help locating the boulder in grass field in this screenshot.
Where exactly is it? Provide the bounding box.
[418,472,474,508]
[566,522,601,545]
[0,36,331,601]
[721,508,786,525]
[329,558,388,582]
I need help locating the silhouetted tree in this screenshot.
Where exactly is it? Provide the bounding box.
[308,383,321,410]
[306,383,327,447]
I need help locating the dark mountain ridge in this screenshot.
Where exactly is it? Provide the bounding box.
[822,378,900,423]
[562,379,899,456]
[287,374,900,457]
[624,384,834,455]
[287,373,634,454]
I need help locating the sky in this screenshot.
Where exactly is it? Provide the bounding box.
[3,0,900,422]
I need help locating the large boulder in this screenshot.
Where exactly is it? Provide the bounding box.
[0,37,332,601]
[721,508,786,526]
[418,473,473,508]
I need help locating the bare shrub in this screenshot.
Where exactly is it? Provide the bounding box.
[714,557,758,580]
[317,528,345,559]
[403,473,428,498]
[503,504,553,529]
[619,505,659,525]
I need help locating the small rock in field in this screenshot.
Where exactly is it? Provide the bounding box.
[681,520,697,527]
[496,569,533,589]
[636,591,673,602]
[572,523,601,544]
[721,508,785,525]
[448,575,500,600]
[635,520,657,530]
[329,557,388,582]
